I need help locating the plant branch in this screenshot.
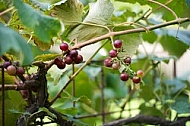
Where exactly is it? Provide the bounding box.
[0,6,14,16]
[148,0,178,20]
[70,18,190,50]
[103,114,190,126]
[0,84,26,90]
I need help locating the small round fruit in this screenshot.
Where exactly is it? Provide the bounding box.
[109,49,117,58]
[114,39,122,48]
[136,70,144,77]
[120,72,129,81]
[57,61,66,69]
[69,50,78,59]
[60,42,69,51]
[112,62,120,70]
[104,58,113,67]
[54,57,66,69]
[132,76,141,83]
[3,61,11,68]
[123,56,131,65]
[74,54,83,64]
[64,56,73,65]
[16,67,25,75]
[6,65,17,76]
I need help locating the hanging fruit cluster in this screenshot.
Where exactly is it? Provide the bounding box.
[104,39,144,84]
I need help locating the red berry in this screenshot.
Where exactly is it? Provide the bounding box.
[54,57,66,69]
[3,61,11,68]
[69,50,78,59]
[123,56,131,65]
[104,58,113,67]
[74,54,83,64]
[16,67,25,75]
[132,76,141,83]
[6,65,17,76]
[136,70,144,77]
[60,42,69,51]
[64,56,73,65]
[120,72,129,81]
[114,40,122,48]
[109,49,117,58]
[112,62,120,70]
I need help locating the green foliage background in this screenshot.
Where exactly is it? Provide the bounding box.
[0,0,190,125]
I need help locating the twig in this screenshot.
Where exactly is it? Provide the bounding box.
[1,66,5,126]
[144,0,173,19]
[100,67,105,123]
[0,84,26,90]
[148,0,178,20]
[0,6,14,16]
[70,18,190,50]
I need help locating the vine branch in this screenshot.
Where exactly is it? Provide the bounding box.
[103,114,190,126]
[70,18,189,50]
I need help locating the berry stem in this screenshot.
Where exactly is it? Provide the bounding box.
[49,41,108,105]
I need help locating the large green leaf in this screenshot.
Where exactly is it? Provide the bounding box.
[67,0,114,43]
[0,23,33,65]
[0,91,27,126]
[50,0,83,25]
[14,0,61,43]
[160,35,189,58]
[170,94,190,114]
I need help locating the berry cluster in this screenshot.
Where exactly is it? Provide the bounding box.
[104,39,144,84]
[3,61,25,76]
[54,42,83,69]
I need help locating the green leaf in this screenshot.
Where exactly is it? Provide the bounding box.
[0,23,33,65]
[141,31,157,44]
[50,0,83,25]
[34,53,61,61]
[139,103,163,116]
[67,0,114,43]
[185,0,190,9]
[164,79,187,95]
[160,35,189,58]
[75,95,91,106]
[55,107,78,116]
[170,95,190,114]
[14,0,61,43]
[83,0,114,25]
[83,66,101,79]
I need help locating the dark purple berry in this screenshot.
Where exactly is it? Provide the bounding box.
[64,56,73,65]
[69,50,78,59]
[54,57,66,69]
[124,56,131,65]
[104,58,113,67]
[60,42,69,51]
[132,76,141,83]
[109,49,117,58]
[120,73,129,81]
[74,54,83,64]
[114,40,122,48]
[3,61,11,68]
[16,67,25,75]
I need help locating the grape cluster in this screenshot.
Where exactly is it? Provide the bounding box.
[104,39,144,84]
[3,61,25,76]
[54,42,83,69]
